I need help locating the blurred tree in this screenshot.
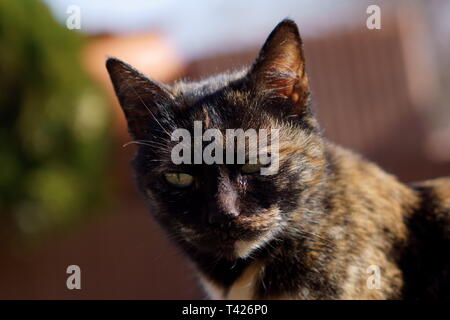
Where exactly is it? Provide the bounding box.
[0,0,111,240]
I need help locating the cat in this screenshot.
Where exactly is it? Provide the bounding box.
[106,19,450,299]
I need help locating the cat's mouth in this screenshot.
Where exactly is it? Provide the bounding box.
[177,207,282,259]
[194,227,276,260]
[197,210,282,259]
[184,224,261,259]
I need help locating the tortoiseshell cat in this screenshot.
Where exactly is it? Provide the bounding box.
[106,20,450,299]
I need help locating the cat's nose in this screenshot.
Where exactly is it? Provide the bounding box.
[206,178,239,226]
[207,209,239,226]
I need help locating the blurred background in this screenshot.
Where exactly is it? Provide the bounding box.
[0,0,449,299]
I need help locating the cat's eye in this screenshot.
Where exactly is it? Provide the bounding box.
[164,172,194,188]
[241,163,262,174]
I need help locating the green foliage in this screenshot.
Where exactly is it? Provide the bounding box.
[0,0,111,236]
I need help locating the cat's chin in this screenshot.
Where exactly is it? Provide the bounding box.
[192,236,258,260]
[196,229,276,261]
[195,241,237,260]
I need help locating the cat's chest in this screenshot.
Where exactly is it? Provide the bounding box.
[197,258,334,300]
[199,262,263,300]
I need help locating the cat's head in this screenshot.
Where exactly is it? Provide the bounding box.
[106,20,327,260]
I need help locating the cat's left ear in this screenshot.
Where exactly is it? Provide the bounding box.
[106,57,174,140]
[249,19,310,113]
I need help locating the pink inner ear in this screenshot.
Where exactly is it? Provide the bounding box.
[260,60,309,108]
[258,39,306,99]
[262,61,299,98]
[264,70,295,96]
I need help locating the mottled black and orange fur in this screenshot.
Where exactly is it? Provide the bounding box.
[106,20,450,299]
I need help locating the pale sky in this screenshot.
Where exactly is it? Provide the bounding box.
[42,0,374,60]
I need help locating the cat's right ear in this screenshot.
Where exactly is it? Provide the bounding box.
[248,19,310,115]
[106,57,174,139]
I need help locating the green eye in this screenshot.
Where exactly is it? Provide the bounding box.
[241,163,262,174]
[164,172,194,187]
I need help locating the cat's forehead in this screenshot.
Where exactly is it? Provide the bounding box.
[169,72,272,131]
[171,68,249,98]
[183,92,269,132]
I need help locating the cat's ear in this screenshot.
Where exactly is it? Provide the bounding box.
[249,19,310,113]
[106,57,174,139]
